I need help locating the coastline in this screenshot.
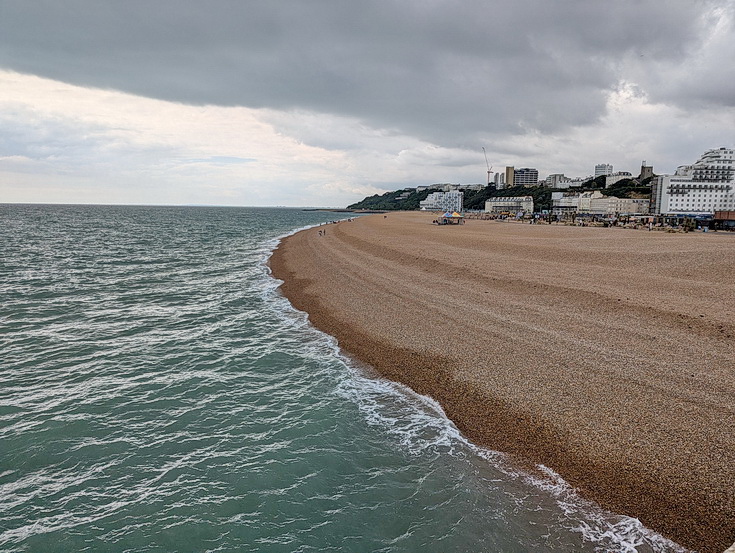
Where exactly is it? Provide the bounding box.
[269,211,735,553]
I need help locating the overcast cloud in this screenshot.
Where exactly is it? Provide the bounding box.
[1,0,733,206]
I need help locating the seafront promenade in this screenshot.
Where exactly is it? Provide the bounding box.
[270,211,735,553]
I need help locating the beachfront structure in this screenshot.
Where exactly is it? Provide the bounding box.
[595,163,613,177]
[552,191,649,216]
[485,196,534,214]
[605,172,633,187]
[651,147,735,215]
[420,190,464,212]
[513,168,539,187]
[591,195,649,215]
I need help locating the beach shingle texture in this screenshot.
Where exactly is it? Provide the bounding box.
[270,212,735,553]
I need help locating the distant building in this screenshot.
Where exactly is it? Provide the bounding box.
[485,196,534,214]
[460,183,486,191]
[566,177,588,189]
[546,174,571,188]
[551,192,580,217]
[595,164,613,177]
[605,172,632,187]
[546,176,588,190]
[651,147,735,215]
[504,167,515,188]
[513,168,539,187]
[552,191,649,216]
[590,194,650,215]
[639,161,654,181]
[420,190,464,212]
[494,172,505,189]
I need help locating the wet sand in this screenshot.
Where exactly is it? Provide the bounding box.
[269,211,735,553]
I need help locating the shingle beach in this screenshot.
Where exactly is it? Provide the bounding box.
[269,211,735,553]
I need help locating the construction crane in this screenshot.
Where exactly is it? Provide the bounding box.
[482,147,493,187]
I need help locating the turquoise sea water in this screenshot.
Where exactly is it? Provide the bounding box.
[0,205,686,553]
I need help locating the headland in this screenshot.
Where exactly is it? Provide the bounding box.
[269,211,735,553]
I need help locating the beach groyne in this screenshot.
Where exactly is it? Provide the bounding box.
[269,212,735,553]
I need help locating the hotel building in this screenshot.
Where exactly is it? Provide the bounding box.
[651,147,735,215]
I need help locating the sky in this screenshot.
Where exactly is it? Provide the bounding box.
[0,0,734,207]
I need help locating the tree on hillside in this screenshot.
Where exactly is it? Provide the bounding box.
[462,186,496,210]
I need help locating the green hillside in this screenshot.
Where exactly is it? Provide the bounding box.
[348,180,651,212]
[347,188,431,210]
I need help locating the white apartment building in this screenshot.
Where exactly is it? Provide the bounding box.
[513,168,539,187]
[546,175,587,189]
[485,196,534,214]
[595,164,613,177]
[420,190,464,212]
[651,147,735,215]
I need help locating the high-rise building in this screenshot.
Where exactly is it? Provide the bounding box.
[494,172,505,189]
[595,164,613,177]
[651,147,735,215]
[505,167,515,188]
[513,168,539,187]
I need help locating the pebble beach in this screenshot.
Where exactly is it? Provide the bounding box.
[269,211,735,553]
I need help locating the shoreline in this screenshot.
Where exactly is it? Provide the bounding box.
[269,211,735,553]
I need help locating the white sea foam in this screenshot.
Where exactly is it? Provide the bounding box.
[258,223,692,553]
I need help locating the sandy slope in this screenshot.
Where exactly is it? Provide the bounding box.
[269,212,735,553]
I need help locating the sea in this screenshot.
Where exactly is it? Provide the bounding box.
[0,204,687,553]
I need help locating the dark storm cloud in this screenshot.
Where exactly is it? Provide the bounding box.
[0,0,726,146]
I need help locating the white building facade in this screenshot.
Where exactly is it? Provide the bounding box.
[595,164,613,177]
[552,191,649,216]
[651,147,735,215]
[513,168,539,187]
[485,196,534,213]
[546,175,587,189]
[420,191,464,212]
